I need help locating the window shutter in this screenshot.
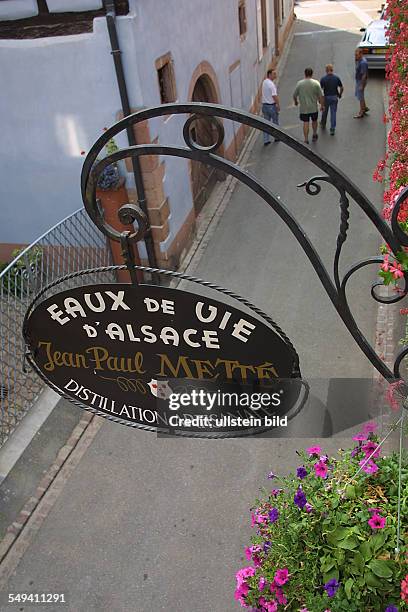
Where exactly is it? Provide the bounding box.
[266,0,271,45]
[256,0,263,61]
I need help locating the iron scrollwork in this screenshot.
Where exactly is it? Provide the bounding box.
[81,102,408,388]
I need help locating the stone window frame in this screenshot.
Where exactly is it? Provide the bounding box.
[155,52,178,108]
[238,0,247,40]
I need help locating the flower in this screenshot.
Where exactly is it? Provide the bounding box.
[324,578,340,597]
[296,466,308,479]
[368,507,381,514]
[270,489,282,497]
[263,541,271,553]
[306,445,321,456]
[359,458,379,474]
[314,461,328,478]
[401,574,408,601]
[236,566,256,586]
[259,576,266,591]
[363,421,378,434]
[268,508,279,523]
[368,513,386,529]
[275,588,287,604]
[352,432,367,442]
[294,486,307,509]
[267,471,275,480]
[273,568,289,585]
[361,441,381,459]
[305,502,313,513]
[350,446,360,458]
[385,606,398,612]
[234,582,249,607]
[263,601,278,612]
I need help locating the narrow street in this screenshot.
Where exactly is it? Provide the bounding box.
[0,2,388,611]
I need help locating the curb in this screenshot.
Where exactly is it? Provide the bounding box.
[0,412,94,566]
[372,81,400,450]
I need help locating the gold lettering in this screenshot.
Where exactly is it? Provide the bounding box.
[86,346,109,370]
[190,359,216,380]
[255,361,279,379]
[157,354,194,378]
[38,341,55,372]
[134,352,145,374]
[214,359,239,379]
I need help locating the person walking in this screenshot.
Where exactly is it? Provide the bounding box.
[261,69,280,146]
[354,49,369,118]
[320,64,343,135]
[293,68,325,144]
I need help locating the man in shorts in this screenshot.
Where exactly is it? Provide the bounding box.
[293,67,325,144]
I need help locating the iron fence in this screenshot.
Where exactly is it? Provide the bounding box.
[0,207,115,448]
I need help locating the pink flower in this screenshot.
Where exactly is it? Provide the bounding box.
[363,421,378,434]
[244,547,252,561]
[361,441,380,459]
[256,514,268,524]
[275,588,287,604]
[352,432,367,442]
[381,254,390,271]
[401,574,408,601]
[368,513,386,529]
[273,568,289,586]
[259,576,267,591]
[234,582,249,606]
[368,507,381,514]
[263,602,278,612]
[359,458,379,474]
[314,461,328,478]
[250,512,256,527]
[305,502,313,513]
[390,263,404,279]
[236,566,256,587]
[306,445,321,456]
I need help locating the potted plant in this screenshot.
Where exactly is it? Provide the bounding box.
[235,423,407,611]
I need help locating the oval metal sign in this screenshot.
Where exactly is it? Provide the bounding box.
[23,284,302,436]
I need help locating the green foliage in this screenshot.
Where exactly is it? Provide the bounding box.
[0,246,43,297]
[239,441,408,611]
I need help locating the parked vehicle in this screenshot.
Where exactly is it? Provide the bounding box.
[357,4,389,70]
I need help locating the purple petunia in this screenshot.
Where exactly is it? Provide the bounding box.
[296,466,308,479]
[263,540,272,553]
[385,606,398,612]
[294,486,307,509]
[324,578,339,598]
[268,507,279,523]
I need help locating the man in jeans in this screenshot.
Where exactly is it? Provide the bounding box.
[261,69,280,146]
[293,67,325,144]
[354,48,369,118]
[320,64,344,135]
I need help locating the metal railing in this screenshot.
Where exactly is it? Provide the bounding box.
[0,207,115,448]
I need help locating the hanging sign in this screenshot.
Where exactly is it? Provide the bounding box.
[23,284,302,436]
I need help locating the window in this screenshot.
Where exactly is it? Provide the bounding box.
[257,0,270,59]
[238,1,247,37]
[261,0,268,48]
[156,53,177,104]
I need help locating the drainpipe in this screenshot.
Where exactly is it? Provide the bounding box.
[103,0,157,270]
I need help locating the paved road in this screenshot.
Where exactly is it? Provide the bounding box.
[0,2,388,611]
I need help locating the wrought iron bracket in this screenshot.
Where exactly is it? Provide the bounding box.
[80,102,408,390]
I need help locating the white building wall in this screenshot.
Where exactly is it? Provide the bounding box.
[0,0,290,251]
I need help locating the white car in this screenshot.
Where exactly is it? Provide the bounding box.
[357,5,389,70]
